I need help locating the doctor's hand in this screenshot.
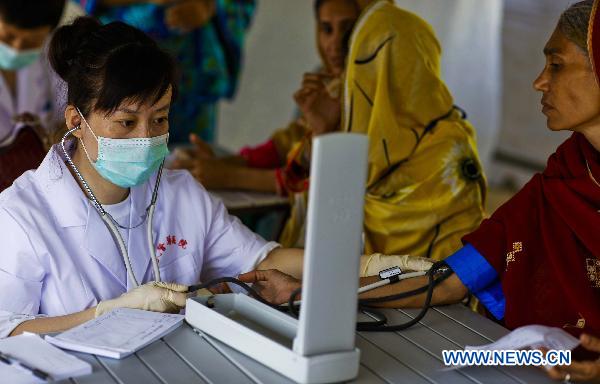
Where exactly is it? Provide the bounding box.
[95,282,188,317]
[238,270,301,305]
[545,334,600,382]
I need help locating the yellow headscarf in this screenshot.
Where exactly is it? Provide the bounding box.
[343,0,486,259]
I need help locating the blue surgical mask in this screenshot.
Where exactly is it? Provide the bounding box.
[0,40,41,70]
[77,108,169,188]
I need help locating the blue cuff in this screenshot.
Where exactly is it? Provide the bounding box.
[473,280,505,320]
[445,244,505,320]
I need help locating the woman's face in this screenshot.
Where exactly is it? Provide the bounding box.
[533,27,600,132]
[0,19,50,51]
[317,0,359,77]
[69,88,172,162]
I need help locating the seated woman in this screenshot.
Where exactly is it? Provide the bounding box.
[0,16,306,338]
[283,0,487,256]
[246,1,600,381]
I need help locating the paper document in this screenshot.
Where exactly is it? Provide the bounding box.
[46,308,184,359]
[0,332,91,383]
[466,325,580,351]
[441,325,581,372]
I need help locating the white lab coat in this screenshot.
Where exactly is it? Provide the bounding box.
[0,57,62,144]
[0,144,278,337]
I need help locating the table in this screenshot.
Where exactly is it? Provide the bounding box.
[210,190,289,215]
[55,304,555,384]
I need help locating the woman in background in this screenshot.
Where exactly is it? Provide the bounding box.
[288,0,487,259]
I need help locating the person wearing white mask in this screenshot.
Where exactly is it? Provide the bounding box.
[0,0,65,146]
[0,16,308,338]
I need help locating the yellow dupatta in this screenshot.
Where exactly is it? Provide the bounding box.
[342,0,486,259]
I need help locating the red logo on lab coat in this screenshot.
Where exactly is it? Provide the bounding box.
[156,235,188,261]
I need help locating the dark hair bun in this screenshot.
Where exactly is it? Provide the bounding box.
[49,17,101,81]
[46,16,177,117]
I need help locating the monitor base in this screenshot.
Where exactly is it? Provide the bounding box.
[185,295,360,384]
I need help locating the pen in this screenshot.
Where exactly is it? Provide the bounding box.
[0,351,53,382]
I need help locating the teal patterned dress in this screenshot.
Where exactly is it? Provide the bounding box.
[75,0,255,143]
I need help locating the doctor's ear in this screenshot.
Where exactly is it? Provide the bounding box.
[64,106,83,138]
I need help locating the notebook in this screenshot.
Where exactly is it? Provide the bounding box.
[45,308,184,359]
[0,332,91,383]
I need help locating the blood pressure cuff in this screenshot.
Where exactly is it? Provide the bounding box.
[445,244,506,320]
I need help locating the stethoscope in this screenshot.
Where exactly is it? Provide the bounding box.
[60,126,163,288]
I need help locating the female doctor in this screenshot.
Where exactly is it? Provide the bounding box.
[0,16,303,338]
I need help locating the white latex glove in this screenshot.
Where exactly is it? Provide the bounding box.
[361,253,434,277]
[95,281,188,317]
[194,288,214,297]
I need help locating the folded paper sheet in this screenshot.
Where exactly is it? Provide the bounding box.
[466,325,580,351]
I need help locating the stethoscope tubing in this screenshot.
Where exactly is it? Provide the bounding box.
[61,126,163,288]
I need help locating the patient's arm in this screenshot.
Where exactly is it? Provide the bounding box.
[222,166,278,193]
[358,273,468,308]
[241,258,468,308]
[257,248,304,280]
[170,134,279,192]
[203,163,278,192]
[172,156,278,192]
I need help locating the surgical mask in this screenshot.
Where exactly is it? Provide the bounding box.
[0,40,41,70]
[77,108,169,188]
